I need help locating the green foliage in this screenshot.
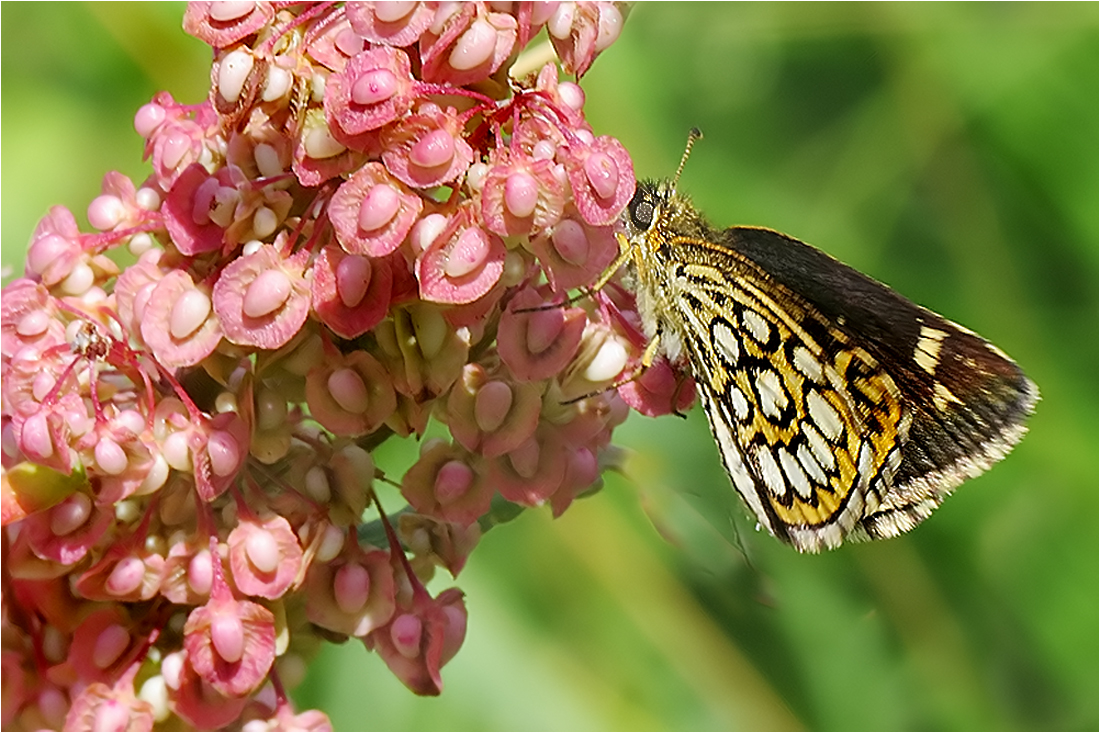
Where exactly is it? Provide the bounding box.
[3,4,1095,729]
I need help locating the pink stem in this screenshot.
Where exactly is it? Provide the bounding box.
[372,491,430,603]
[81,218,164,255]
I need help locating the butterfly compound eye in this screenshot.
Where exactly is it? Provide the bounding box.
[628,190,655,230]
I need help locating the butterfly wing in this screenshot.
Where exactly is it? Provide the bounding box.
[649,229,909,551]
[724,226,1038,540]
[624,179,1036,551]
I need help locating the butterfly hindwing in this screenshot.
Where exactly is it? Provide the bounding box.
[722,226,1038,539]
[654,234,906,551]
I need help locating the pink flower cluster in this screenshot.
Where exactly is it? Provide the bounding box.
[1,2,693,730]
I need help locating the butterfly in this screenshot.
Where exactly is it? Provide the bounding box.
[617,131,1038,552]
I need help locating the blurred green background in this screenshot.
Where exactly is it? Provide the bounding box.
[3,3,1096,730]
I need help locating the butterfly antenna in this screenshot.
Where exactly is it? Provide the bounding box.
[672,127,703,193]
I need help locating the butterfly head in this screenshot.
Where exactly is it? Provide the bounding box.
[622,179,712,247]
[623,129,714,247]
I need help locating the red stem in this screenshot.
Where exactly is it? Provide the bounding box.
[371,490,430,603]
[81,218,164,255]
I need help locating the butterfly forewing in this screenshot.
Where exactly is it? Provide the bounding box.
[661,235,910,551]
[723,225,1039,540]
[623,180,1037,552]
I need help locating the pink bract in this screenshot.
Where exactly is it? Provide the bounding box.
[192,411,250,503]
[21,494,113,567]
[114,249,168,342]
[497,288,587,382]
[64,679,156,733]
[415,205,505,305]
[326,47,416,136]
[74,545,165,603]
[305,349,397,437]
[529,207,619,293]
[365,587,467,696]
[24,206,84,287]
[304,14,362,73]
[183,565,276,698]
[346,1,434,47]
[0,280,65,366]
[480,152,566,237]
[548,1,626,77]
[213,245,311,349]
[381,105,474,189]
[69,607,136,685]
[562,135,636,226]
[184,1,275,48]
[330,162,423,257]
[227,515,303,599]
[140,269,223,368]
[162,164,231,256]
[419,5,518,87]
[161,540,216,606]
[401,440,493,527]
[304,536,396,638]
[88,171,143,232]
[293,109,371,186]
[398,513,481,577]
[311,246,393,339]
[489,428,569,507]
[169,655,249,730]
[549,445,602,518]
[445,363,542,459]
[617,357,697,417]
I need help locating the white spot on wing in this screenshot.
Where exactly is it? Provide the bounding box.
[804,422,836,472]
[756,369,788,419]
[778,447,813,500]
[755,445,787,498]
[914,326,947,375]
[740,309,772,344]
[711,320,741,367]
[807,389,844,442]
[858,441,873,477]
[886,447,901,474]
[933,381,962,411]
[797,443,828,484]
[793,346,824,383]
[729,386,750,420]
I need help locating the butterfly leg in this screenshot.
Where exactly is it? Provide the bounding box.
[559,329,675,408]
[514,237,635,314]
